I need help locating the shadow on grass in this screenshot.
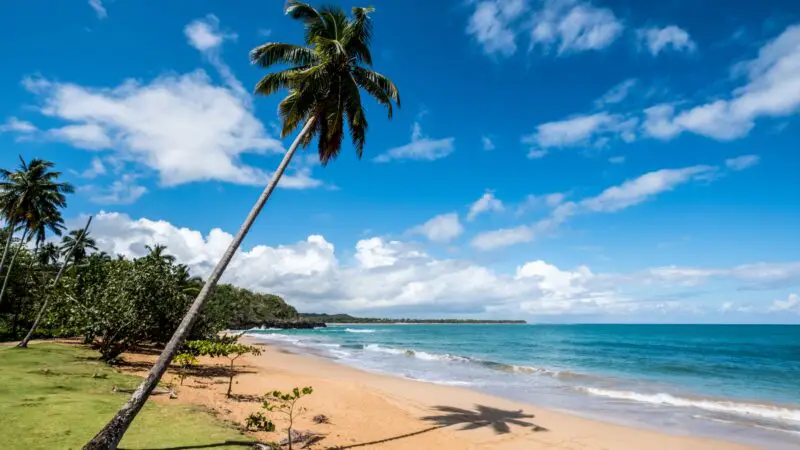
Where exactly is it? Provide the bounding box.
[329,404,547,449]
[120,440,259,450]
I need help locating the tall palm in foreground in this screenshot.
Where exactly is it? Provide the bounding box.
[0,157,73,308]
[84,2,399,448]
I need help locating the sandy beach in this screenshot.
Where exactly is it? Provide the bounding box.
[117,337,754,450]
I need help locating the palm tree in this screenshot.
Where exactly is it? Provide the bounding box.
[84,3,400,448]
[37,242,61,267]
[145,244,175,264]
[0,157,73,308]
[18,216,92,348]
[60,228,98,265]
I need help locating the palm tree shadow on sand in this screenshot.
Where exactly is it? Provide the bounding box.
[330,404,547,449]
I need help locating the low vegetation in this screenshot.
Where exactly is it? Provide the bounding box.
[246,386,316,450]
[0,344,247,449]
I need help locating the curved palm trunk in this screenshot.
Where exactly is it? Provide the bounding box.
[84,118,317,450]
[18,216,93,348]
[0,228,28,308]
[0,222,17,283]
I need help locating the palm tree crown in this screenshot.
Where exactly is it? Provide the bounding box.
[251,1,400,165]
[0,157,74,228]
[60,229,98,264]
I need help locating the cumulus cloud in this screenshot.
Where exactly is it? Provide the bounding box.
[14,16,325,192]
[529,0,624,54]
[516,192,565,216]
[642,24,800,141]
[409,213,464,243]
[637,25,697,56]
[374,122,455,162]
[467,191,505,221]
[472,164,717,250]
[84,174,148,205]
[88,0,107,19]
[82,212,631,316]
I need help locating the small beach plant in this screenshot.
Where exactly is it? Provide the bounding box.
[173,352,197,386]
[261,387,314,450]
[184,338,261,397]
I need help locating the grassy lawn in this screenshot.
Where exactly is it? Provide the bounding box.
[0,343,250,450]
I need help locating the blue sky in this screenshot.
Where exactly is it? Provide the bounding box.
[1,0,799,322]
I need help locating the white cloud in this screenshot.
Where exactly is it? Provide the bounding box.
[88,0,107,19]
[528,150,548,160]
[374,122,455,162]
[0,117,38,133]
[637,25,697,56]
[466,0,528,56]
[643,24,800,141]
[516,192,565,215]
[529,0,624,55]
[184,15,247,101]
[79,212,799,317]
[581,165,714,212]
[594,78,638,107]
[80,157,107,179]
[467,191,505,221]
[725,154,760,171]
[471,225,533,250]
[83,211,624,315]
[645,262,800,290]
[481,135,496,150]
[409,213,464,243]
[86,175,148,205]
[769,293,799,312]
[18,15,326,194]
[473,164,717,250]
[522,112,637,153]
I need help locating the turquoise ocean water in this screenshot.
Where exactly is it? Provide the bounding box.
[247,324,800,448]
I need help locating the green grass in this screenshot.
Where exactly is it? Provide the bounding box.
[0,343,250,450]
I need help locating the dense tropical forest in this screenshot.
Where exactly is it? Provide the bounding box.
[0,157,298,360]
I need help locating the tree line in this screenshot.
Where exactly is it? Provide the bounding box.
[0,159,299,359]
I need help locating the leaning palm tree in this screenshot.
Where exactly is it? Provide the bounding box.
[60,228,98,265]
[18,216,92,348]
[84,2,400,448]
[0,157,73,308]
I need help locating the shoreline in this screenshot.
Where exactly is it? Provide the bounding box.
[233,335,755,449]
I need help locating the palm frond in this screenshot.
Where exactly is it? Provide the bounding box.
[249,43,317,69]
[352,67,401,118]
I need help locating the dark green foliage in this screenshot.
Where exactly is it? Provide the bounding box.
[244,411,276,432]
[213,284,299,329]
[299,313,527,324]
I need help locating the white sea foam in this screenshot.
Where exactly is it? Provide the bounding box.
[363,344,470,363]
[345,328,376,333]
[579,387,800,424]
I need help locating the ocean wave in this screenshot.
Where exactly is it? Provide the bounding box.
[345,328,377,333]
[579,387,800,424]
[363,344,470,362]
